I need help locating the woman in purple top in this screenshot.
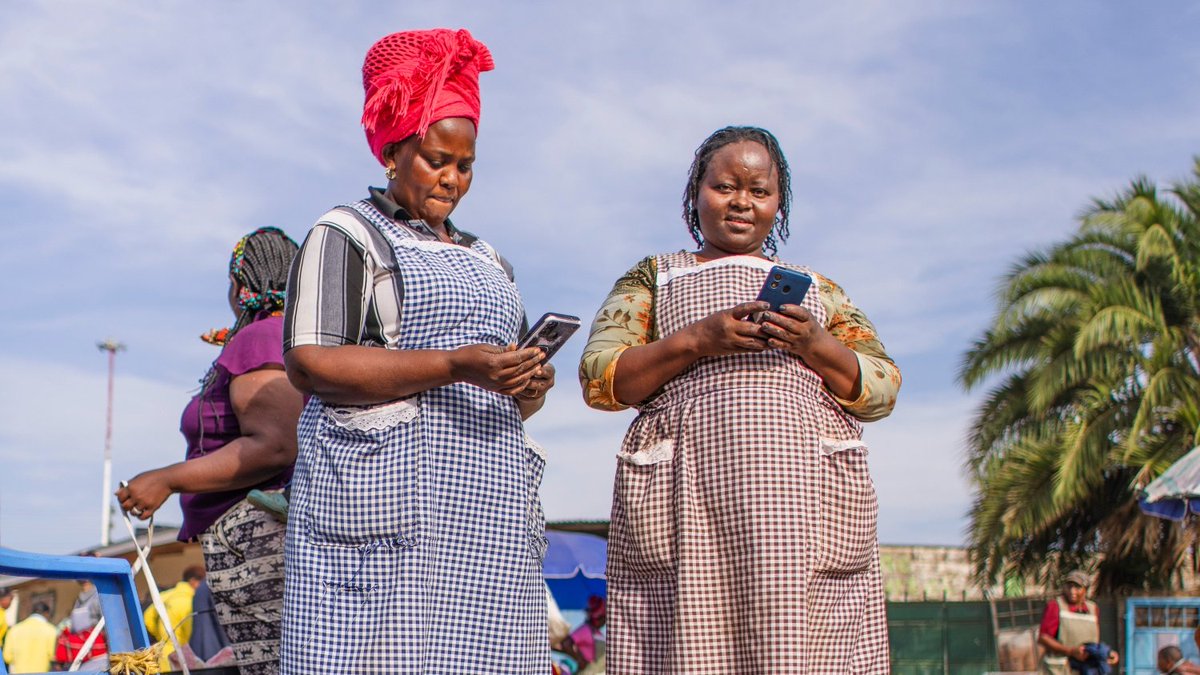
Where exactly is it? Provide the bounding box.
[117,227,303,675]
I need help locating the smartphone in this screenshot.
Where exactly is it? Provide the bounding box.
[755,266,813,318]
[518,312,581,361]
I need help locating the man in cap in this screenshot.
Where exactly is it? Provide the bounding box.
[1038,570,1119,673]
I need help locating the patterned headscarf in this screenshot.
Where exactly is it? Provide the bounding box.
[361,28,494,165]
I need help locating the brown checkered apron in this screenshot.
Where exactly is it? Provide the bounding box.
[606,252,889,674]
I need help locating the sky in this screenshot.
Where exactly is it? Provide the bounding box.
[1,1,1198,554]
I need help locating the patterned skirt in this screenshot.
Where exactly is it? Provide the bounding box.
[200,497,286,675]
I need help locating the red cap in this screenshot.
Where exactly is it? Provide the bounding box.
[361,28,494,166]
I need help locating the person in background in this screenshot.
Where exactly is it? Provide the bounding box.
[1158,645,1200,674]
[117,226,303,675]
[280,28,553,674]
[557,596,606,672]
[1038,570,1119,674]
[143,565,205,671]
[55,596,109,671]
[0,587,13,648]
[547,586,571,652]
[54,630,107,671]
[71,562,104,632]
[580,126,899,672]
[548,586,573,675]
[188,580,231,663]
[2,602,56,674]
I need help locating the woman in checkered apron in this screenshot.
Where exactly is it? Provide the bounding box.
[279,30,553,673]
[580,127,901,674]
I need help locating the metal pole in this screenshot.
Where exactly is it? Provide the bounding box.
[97,339,125,546]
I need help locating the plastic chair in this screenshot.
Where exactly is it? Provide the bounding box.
[0,546,150,675]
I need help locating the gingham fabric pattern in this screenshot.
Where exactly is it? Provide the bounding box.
[280,200,549,674]
[199,497,286,675]
[605,252,889,674]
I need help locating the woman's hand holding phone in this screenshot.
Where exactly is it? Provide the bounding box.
[515,361,556,400]
[685,301,770,357]
[450,343,544,395]
[758,305,827,357]
[513,350,556,420]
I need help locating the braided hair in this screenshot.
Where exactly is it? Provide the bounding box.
[682,126,792,257]
[225,226,299,338]
[195,227,299,439]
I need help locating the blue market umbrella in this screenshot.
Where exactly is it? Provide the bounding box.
[1139,446,1200,521]
[544,530,607,610]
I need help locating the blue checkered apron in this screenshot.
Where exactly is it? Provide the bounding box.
[280,202,549,673]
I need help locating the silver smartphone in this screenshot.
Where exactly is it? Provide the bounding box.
[518,312,581,361]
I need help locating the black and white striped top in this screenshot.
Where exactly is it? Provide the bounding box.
[283,188,518,352]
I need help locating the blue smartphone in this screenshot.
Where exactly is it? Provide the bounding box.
[755,266,813,316]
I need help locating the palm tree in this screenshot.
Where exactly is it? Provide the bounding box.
[960,159,1200,593]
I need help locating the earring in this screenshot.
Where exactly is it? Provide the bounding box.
[385,165,397,180]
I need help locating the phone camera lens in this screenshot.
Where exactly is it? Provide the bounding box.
[783,285,792,293]
[773,273,782,280]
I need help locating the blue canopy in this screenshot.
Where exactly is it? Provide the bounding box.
[543,530,607,611]
[1140,445,1200,521]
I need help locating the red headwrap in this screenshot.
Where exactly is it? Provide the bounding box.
[361,28,495,166]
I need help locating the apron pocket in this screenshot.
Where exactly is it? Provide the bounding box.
[815,437,878,574]
[305,399,424,547]
[525,434,549,562]
[611,438,677,578]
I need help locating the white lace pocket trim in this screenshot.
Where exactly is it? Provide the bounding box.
[325,399,419,432]
[525,433,547,461]
[617,439,675,466]
[820,437,868,456]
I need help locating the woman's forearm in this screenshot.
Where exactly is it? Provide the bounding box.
[287,343,545,407]
[796,332,863,401]
[612,329,702,405]
[286,344,457,406]
[161,435,293,494]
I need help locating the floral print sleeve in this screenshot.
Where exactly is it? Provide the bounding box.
[579,256,657,411]
[811,271,901,421]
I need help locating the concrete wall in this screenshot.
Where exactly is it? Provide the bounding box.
[880,544,1050,601]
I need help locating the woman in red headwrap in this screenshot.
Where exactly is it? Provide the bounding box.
[279,29,553,674]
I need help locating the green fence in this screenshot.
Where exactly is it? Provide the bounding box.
[888,601,996,674]
[888,598,1121,674]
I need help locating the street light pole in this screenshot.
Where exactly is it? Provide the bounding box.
[97,338,125,547]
